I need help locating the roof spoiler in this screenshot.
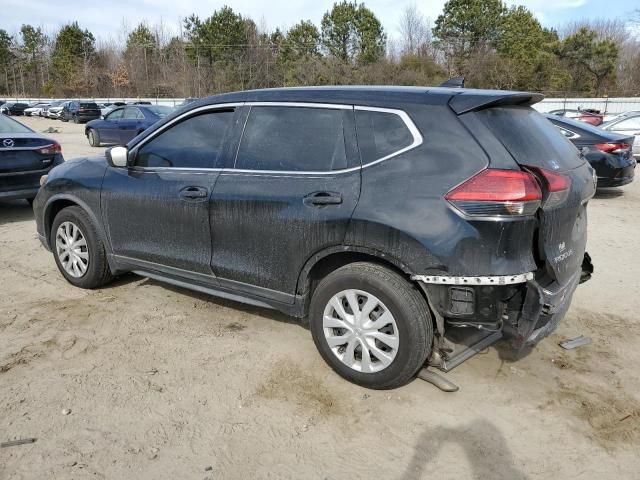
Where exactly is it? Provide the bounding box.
[449,91,544,115]
[439,76,465,88]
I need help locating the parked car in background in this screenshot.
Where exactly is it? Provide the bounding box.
[178,97,198,107]
[548,108,604,126]
[35,86,596,389]
[47,101,70,119]
[0,102,29,116]
[0,114,64,204]
[61,101,101,123]
[24,102,51,116]
[85,105,173,146]
[99,101,126,116]
[131,101,152,105]
[546,113,635,187]
[41,100,63,117]
[599,111,640,159]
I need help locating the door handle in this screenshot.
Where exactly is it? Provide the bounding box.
[303,191,343,206]
[179,186,208,200]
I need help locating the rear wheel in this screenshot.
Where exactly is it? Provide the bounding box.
[88,129,101,147]
[51,206,113,289]
[73,114,79,124]
[309,262,433,389]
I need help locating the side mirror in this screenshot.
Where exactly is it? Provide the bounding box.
[106,146,129,168]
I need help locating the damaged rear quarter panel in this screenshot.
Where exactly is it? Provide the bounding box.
[345,103,538,277]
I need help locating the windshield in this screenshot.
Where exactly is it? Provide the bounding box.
[0,115,33,133]
[145,105,173,118]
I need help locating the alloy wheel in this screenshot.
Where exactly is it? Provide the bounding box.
[322,289,399,373]
[55,221,89,278]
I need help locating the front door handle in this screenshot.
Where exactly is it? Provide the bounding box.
[303,191,343,206]
[180,186,208,200]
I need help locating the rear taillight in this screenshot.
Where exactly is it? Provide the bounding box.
[445,169,542,217]
[594,143,630,154]
[529,167,572,208]
[37,143,61,155]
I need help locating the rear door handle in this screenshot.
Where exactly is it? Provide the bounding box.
[303,191,343,206]
[180,186,208,200]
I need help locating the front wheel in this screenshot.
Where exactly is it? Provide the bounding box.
[51,206,113,289]
[73,115,79,124]
[309,262,433,389]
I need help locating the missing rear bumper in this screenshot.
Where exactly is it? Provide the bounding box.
[411,272,533,286]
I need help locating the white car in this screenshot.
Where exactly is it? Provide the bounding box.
[600,111,640,158]
[23,103,51,116]
[47,101,70,119]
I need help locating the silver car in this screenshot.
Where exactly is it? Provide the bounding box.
[600,111,640,158]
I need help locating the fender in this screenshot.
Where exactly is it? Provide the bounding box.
[43,193,114,262]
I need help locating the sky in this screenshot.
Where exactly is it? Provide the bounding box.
[0,0,638,42]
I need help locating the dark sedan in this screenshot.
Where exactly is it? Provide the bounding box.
[0,114,64,203]
[84,105,173,147]
[546,113,635,187]
[0,102,29,116]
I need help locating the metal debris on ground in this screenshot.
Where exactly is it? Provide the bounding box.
[417,368,459,392]
[1,438,37,448]
[42,127,60,133]
[559,335,592,350]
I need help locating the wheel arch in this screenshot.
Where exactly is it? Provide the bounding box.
[296,246,414,299]
[43,194,111,255]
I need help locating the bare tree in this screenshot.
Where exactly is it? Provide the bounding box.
[398,4,431,56]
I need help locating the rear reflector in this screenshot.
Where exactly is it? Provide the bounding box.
[594,143,630,153]
[445,169,542,217]
[37,143,61,155]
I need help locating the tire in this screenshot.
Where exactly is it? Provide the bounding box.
[88,129,101,147]
[51,206,113,289]
[309,262,433,389]
[73,115,79,124]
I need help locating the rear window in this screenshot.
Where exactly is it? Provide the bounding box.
[0,115,32,133]
[355,109,414,164]
[478,107,584,171]
[80,102,98,108]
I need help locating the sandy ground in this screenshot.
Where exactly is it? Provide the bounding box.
[1,116,639,479]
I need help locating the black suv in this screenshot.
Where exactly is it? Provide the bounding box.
[61,101,101,123]
[34,87,595,389]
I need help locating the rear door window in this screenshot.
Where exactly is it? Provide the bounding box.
[123,107,143,119]
[234,106,347,172]
[478,106,584,171]
[613,117,640,130]
[355,109,414,164]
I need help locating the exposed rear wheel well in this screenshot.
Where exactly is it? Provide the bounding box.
[301,251,410,299]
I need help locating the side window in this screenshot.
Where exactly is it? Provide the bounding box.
[235,106,347,172]
[134,109,234,169]
[123,107,142,120]
[615,117,640,130]
[355,109,415,164]
[107,108,124,120]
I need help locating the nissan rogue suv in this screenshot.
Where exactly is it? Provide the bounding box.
[33,86,596,389]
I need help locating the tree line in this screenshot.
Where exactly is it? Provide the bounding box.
[1,0,639,99]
